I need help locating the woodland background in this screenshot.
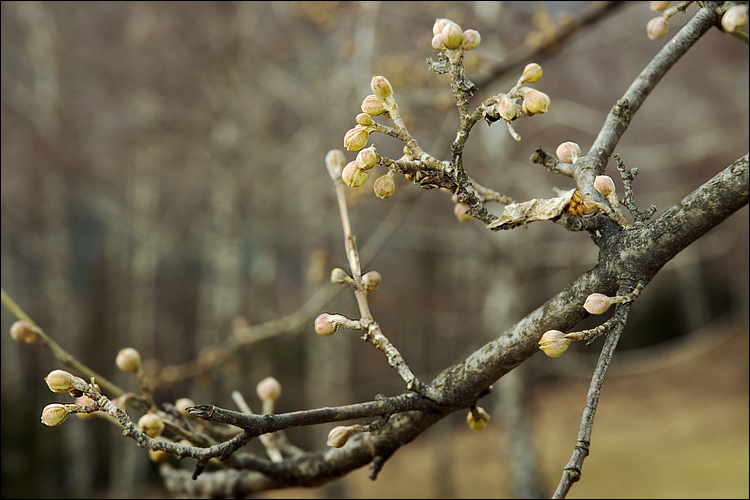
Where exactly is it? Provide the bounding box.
[1,1,748,498]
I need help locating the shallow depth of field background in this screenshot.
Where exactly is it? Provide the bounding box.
[1,2,748,498]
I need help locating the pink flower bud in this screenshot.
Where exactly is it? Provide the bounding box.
[370,76,393,100]
[538,330,572,358]
[431,33,447,51]
[361,94,388,116]
[649,1,670,12]
[646,17,669,40]
[256,377,282,403]
[521,89,550,115]
[722,5,748,33]
[594,175,616,197]
[373,174,395,199]
[520,63,543,84]
[441,21,464,50]
[342,161,368,187]
[584,293,615,315]
[555,141,581,164]
[356,146,378,170]
[461,29,481,50]
[432,18,450,36]
[10,320,39,343]
[343,125,369,151]
[314,313,338,336]
[454,202,472,222]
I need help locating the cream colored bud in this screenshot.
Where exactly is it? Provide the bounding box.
[646,17,669,40]
[41,403,71,427]
[327,426,353,448]
[356,146,378,170]
[521,89,550,115]
[175,398,196,417]
[325,149,346,181]
[355,113,373,126]
[520,63,543,83]
[361,94,388,116]
[314,313,338,336]
[461,29,481,50]
[116,347,142,374]
[331,267,351,284]
[584,293,615,315]
[433,18,451,36]
[371,76,393,100]
[555,141,581,164]
[722,5,748,33]
[454,202,472,222]
[496,94,519,122]
[594,175,616,197]
[10,320,39,344]
[650,1,670,12]
[431,33,447,51]
[539,330,572,358]
[256,377,282,403]
[373,174,395,199]
[342,161,368,187]
[344,125,370,152]
[45,370,87,394]
[466,407,490,431]
[362,271,382,291]
[441,21,464,50]
[138,413,165,438]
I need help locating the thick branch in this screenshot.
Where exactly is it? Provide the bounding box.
[162,156,748,495]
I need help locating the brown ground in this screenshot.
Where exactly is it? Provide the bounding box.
[262,322,749,499]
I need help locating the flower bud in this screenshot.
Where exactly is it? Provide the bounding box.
[41,403,71,427]
[496,94,519,122]
[538,330,572,358]
[521,89,550,115]
[325,149,346,181]
[431,33,447,51]
[344,125,370,151]
[175,398,196,417]
[370,76,393,100]
[256,376,282,403]
[594,175,616,197]
[138,413,165,438]
[373,174,395,199]
[45,370,87,394]
[362,271,382,291]
[454,202,472,222]
[330,267,351,284]
[432,18,451,36]
[10,320,39,344]
[327,426,353,448]
[361,94,388,116]
[520,63,543,84]
[646,17,669,40]
[342,161,368,187]
[116,347,142,374]
[584,293,615,315]
[441,21,464,50]
[314,313,337,336]
[461,29,481,50]
[73,395,98,419]
[649,1,670,12]
[555,141,581,164]
[466,407,490,431]
[356,146,378,170]
[722,5,748,33]
[355,113,373,126]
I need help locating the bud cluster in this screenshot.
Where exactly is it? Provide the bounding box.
[482,63,550,141]
[431,18,481,52]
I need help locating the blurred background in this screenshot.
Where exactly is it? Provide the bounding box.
[1,1,747,498]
